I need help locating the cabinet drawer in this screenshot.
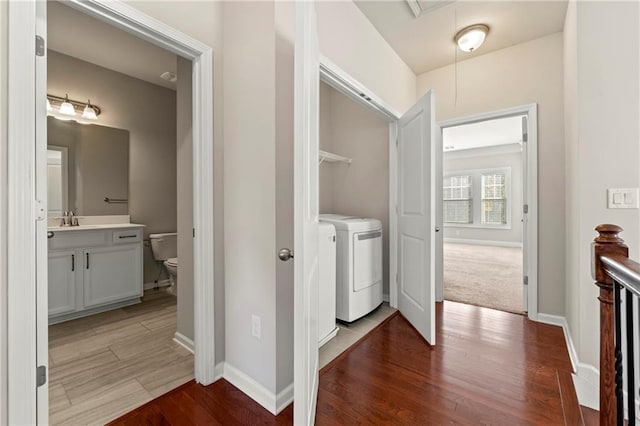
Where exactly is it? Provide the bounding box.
[49,231,107,250]
[113,229,142,244]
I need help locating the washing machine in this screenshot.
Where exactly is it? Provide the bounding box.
[319,214,383,322]
[318,222,338,347]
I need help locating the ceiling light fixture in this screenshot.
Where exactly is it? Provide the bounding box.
[454,24,489,52]
[47,94,101,123]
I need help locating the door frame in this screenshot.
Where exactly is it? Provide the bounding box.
[438,104,539,320]
[318,56,403,309]
[6,1,216,423]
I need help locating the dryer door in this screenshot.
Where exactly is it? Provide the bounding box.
[352,230,383,292]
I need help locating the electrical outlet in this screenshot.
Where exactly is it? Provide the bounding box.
[251,315,261,339]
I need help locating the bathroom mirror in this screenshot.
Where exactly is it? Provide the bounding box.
[47,117,130,217]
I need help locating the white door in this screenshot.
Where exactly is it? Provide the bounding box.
[35,0,49,422]
[434,123,444,303]
[396,91,438,345]
[293,1,320,425]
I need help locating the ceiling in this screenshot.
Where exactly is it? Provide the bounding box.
[354,0,568,75]
[443,115,524,151]
[47,1,177,90]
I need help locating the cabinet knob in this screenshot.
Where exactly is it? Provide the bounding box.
[278,248,294,261]
[47,231,54,239]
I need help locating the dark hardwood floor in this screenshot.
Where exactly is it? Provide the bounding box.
[109,301,576,425]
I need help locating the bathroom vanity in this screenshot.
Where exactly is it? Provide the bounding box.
[47,222,145,324]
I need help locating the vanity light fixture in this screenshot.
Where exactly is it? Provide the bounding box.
[454,24,489,52]
[81,100,98,120]
[47,94,101,122]
[58,94,76,116]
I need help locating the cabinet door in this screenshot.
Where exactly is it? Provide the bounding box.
[83,245,142,308]
[48,250,77,316]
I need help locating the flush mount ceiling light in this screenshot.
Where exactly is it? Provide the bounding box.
[47,94,101,123]
[454,24,489,52]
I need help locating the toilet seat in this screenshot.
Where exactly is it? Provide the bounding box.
[165,257,178,267]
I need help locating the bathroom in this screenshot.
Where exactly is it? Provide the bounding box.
[45,2,194,424]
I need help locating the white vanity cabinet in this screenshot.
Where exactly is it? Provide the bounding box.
[47,225,144,324]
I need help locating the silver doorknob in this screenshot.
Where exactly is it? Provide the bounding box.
[435,227,441,232]
[278,248,294,261]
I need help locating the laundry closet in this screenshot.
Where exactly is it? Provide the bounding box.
[317,81,391,345]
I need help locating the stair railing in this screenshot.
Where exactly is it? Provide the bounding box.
[592,224,639,425]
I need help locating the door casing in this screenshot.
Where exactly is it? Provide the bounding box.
[6,1,216,423]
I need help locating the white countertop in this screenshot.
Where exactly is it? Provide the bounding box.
[48,223,145,232]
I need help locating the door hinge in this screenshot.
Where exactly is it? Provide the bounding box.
[521,116,528,143]
[192,228,195,238]
[396,273,398,283]
[523,204,529,214]
[395,137,399,147]
[35,200,45,221]
[35,36,45,57]
[523,275,529,286]
[36,365,46,387]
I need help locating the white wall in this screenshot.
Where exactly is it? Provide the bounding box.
[316,1,416,114]
[564,0,639,394]
[443,148,523,245]
[0,1,8,422]
[223,1,278,395]
[47,50,176,286]
[319,82,391,296]
[123,0,225,365]
[417,33,565,316]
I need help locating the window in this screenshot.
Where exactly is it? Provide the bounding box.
[443,175,472,224]
[481,173,507,225]
[442,167,511,229]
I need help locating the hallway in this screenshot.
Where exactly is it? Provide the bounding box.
[110,301,576,424]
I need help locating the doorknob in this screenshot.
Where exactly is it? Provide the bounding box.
[435,227,441,232]
[47,231,54,239]
[278,248,294,261]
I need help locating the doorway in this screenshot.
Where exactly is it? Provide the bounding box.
[439,105,539,318]
[5,1,215,423]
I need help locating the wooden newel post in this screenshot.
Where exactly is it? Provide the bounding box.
[591,224,628,425]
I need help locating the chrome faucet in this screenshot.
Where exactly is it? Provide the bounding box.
[69,210,79,226]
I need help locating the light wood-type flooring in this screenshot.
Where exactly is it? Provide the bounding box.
[49,290,193,425]
[111,301,585,425]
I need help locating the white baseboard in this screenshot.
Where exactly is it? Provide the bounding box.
[536,313,578,373]
[536,313,599,410]
[144,279,171,291]
[173,332,194,354]
[573,363,599,411]
[222,362,293,415]
[444,238,522,248]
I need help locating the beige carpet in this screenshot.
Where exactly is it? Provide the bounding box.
[444,243,525,314]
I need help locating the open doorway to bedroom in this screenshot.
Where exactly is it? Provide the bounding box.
[441,114,527,314]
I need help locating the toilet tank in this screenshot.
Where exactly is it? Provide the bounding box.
[149,232,177,261]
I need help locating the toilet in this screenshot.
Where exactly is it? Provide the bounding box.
[149,233,178,295]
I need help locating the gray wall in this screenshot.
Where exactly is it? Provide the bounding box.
[319,82,391,296]
[48,50,177,284]
[443,148,523,244]
[417,33,565,316]
[176,57,194,341]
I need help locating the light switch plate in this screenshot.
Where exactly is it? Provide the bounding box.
[608,188,639,209]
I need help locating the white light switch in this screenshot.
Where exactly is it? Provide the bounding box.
[251,314,261,339]
[608,188,639,209]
